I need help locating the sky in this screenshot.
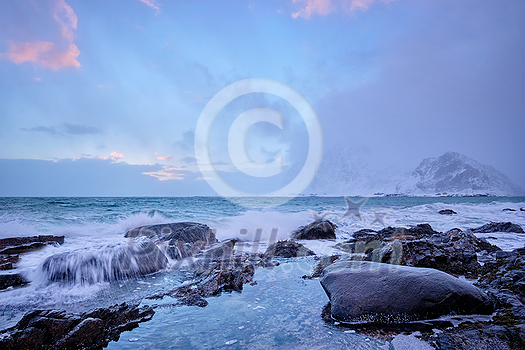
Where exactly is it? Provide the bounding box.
[0,0,523,196]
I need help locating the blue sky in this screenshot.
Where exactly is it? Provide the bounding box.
[0,0,523,196]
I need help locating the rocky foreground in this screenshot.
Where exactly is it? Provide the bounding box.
[0,220,524,349]
[0,303,154,349]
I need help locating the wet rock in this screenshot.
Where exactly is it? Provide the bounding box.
[350,224,436,244]
[339,224,499,278]
[471,222,524,234]
[42,238,167,283]
[303,255,341,279]
[399,230,482,278]
[476,248,525,308]
[150,258,255,306]
[439,209,457,215]
[0,303,154,350]
[0,255,19,270]
[435,313,525,350]
[0,273,29,290]
[115,238,168,277]
[521,208,525,212]
[263,240,315,259]
[125,222,216,244]
[0,235,65,250]
[126,222,217,261]
[177,294,209,307]
[193,240,237,265]
[291,220,337,240]
[320,260,493,323]
[0,235,64,255]
[502,208,516,212]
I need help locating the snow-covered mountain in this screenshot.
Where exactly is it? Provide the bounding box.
[306,148,524,196]
[396,152,525,196]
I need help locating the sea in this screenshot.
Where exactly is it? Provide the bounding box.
[1,196,525,349]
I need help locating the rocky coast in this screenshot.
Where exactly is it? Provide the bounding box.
[0,219,524,349]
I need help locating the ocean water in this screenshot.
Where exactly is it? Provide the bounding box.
[1,196,525,349]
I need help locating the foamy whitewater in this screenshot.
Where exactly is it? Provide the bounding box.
[1,196,524,349]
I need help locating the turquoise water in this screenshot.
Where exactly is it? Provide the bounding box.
[107,258,388,350]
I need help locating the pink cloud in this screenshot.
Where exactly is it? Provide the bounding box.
[53,0,77,43]
[292,0,332,19]
[292,0,394,18]
[1,0,80,70]
[5,42,80,70]
[157,156,173,161]
[110,152,124,159]
[34,77,41,82]
[140,0,160,11]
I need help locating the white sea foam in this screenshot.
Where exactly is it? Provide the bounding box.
[390,332,433,350]
[0,214,40,238]
[210,209,313,243]
[116,211,172,232]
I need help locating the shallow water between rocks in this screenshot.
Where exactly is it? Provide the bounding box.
[107,258,397,350]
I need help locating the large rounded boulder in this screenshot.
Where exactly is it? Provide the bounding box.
[320,260,493,323]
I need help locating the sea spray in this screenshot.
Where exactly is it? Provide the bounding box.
[35,237,168,285]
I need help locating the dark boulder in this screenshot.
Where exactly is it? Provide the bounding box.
[0,273,29,290]
[0,303,154,350]
[263,240,315,259]
[125,222,216,244]
[471,222,524,233]
[502,208,516,212]
[291,220,337,240]
[439,209,457,215]
[320,260,493,323]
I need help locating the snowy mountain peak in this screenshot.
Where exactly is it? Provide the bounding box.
[396,152,525,196]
